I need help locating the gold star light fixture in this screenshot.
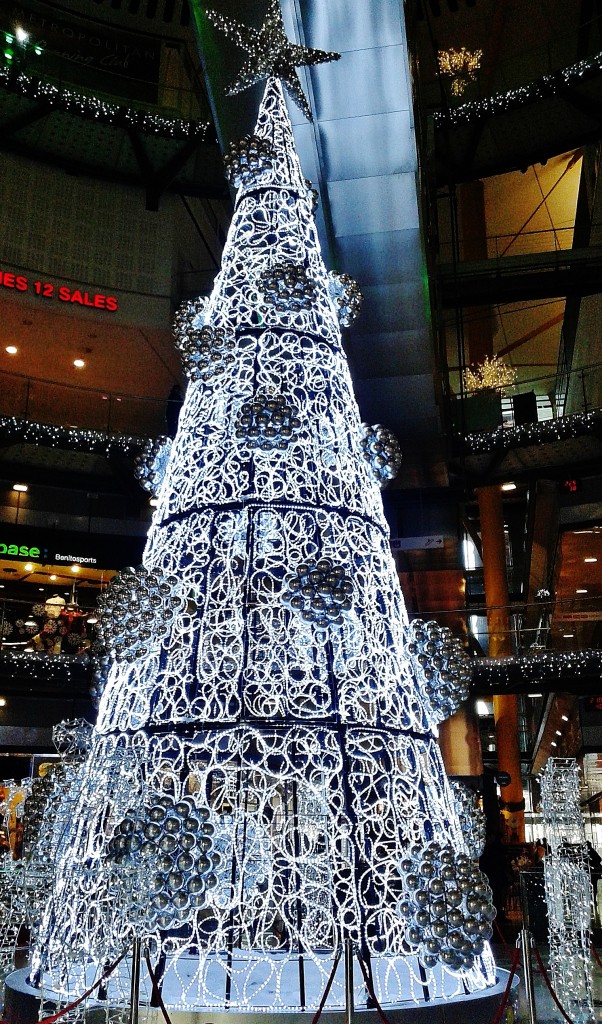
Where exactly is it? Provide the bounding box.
[205,0,340,121]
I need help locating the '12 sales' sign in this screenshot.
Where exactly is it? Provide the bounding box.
[0,269,118,311]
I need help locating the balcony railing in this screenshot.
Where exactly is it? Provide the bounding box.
[0,369,167,439]
[450,361,602,436]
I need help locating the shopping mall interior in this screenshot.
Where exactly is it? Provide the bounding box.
[0,0,602,1017]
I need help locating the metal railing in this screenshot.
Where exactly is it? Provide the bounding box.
[451,361,602,433]
[0,369,167,438]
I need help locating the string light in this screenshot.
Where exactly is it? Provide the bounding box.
[463,409,601,454]
[473,649,602,693]
[435,49,602,127]
[463,356,517,393]
[540,759,594,1023]
[0,416,150,458]
[437,47,482,96]
[0,64,210,140]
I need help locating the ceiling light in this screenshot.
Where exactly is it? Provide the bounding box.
[573,529,594,534]
[551,741,557,747]
[24,619,37,627]
[584,557,598,563]
[73,359,85,369]
[23,563,33,572]
[0,698,6,708]
[15,27,29,43]
[5,345,17,355]
[555,730,562,736]
[528,693,542,697]
[501,482,517,492]
[71,564,80,573]
[87,616,98,625]
[561,715,569,722]
[476,700,491,716]
[13,483,27,492]
[576,588,588,594]
[38,587,44,592]
[563,633,575,638]
[49,574,57,582]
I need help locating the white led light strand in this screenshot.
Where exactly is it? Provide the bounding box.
[33,78,496,1011]
[540,758,594,1023]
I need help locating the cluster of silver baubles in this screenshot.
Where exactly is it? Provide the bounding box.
[360,423,402,485]
[175,322,237,383]
[450,781,486,861]
[95,565,186,663]
[407,619,472,722]
[134,437,172,496]
[235,393,302,451]
[105,794,220,929]
[399,842,496,972]
[304,178,319,213]
[283,559,353,630]
[22,765,65,858]
[223,133,276,189]
[260,262,317,310]
[328,272,363,327]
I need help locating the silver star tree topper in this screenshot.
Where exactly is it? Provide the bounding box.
[206,0,340,121]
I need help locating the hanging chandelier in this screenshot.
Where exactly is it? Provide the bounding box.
[438,47,482,96]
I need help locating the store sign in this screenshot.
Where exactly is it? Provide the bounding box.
[0,527,144,568]
[0,269,118,311]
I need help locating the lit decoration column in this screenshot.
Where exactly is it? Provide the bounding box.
[32,6,498,1012]
[477,484,524,842]
[540,758,593,1023]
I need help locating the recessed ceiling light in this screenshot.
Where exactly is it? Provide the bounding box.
[24,563,33,572]
[73,358,85,368]
[555,730,562,735]
[551,741,557,747]
[584,557,598,563]
[49,574,57,582]
[501,482,516,492]
[561,714,569,721]
[528,693,542,697]
[13,483,27,492]
[5,345,17,355]
[576,588,588,594]
[0,698,7,708]
[563,633,575,638]
[38,587,44,592]
[70,564,80,573]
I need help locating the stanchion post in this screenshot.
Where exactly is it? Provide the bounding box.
[518,872,537,1024]
[344,937,354,1024]
[129,937,141,1024]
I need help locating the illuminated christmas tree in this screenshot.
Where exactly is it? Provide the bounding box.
[32,7,497,1013]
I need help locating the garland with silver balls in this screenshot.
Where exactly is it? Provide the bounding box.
[260,262,316,310]
[407,619,472,723]
[398,842,495,972]
[449,781,486,861]
[360,423,402,485]
[135,437,172,496]
[175,323,237,383]
[282,558,353,630]
[173,297,208,337]
[95,565,187,663]
[106,793,220,930]
[223,134,276,189]
[235,394,301,450]
[328,272,363,327]
[304,179,319,213]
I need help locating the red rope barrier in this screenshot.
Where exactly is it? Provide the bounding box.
[493,917,513,953]
[33,949,128,1024]
[310,948,342,1024]
[532,945,576,1024]
[354,950,394,1024]
[489,946,520,1024]
[591,942,602,971]
[144,950,174,1024]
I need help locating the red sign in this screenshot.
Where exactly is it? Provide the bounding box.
[0,269,118,311]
